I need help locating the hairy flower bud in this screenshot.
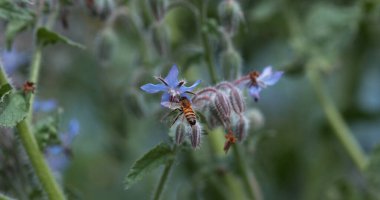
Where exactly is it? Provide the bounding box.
[220,48,242,80]
[95,28,117,67]
[148,0,167,21]
[216,82,245,114]
[175,123,186,145]
[218,0,244,35]
[233,114,248,141]
[246,108,265,130]
[191,124,202,149]
[230,88,245,114]
[213,92,232,128]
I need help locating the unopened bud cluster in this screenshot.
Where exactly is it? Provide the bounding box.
[141,65,283,152]
[193,81,249,147]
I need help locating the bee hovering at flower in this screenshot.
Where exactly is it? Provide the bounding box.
[235,66,283,102]
[167,96,202,148]
[141,65,201,109]
[169,96,197,127]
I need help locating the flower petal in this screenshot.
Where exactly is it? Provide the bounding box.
[160,93,171,108]
[179,80,201,93]
[249,86,262,102]
[164,65,179,86]
[260,66,273,77]
[141,83,167,93]
[259,71,283,86]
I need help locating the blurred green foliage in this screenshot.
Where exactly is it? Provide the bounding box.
[1,0,380,199]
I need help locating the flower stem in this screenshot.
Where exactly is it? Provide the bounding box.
[200,1,218,83]
[16,121,66,200]
[197,1,261,199]
[27,46,42,119]
[0,63,65,200]
[307,67,368,171]
[152,148,176,200]
[232,145,262,200]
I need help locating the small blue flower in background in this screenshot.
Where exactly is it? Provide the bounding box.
[249,66,283,102]
[141,65,201,108]
[1,48,28,74]
[45,119,80,173]
[235,66,283,102]
[34,99,58,112]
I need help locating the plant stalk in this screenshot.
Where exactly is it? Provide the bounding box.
[1,61,65,200]
[232,145,261,200]
[27,46,42,119]
[200,0,218,83]
[307,68,368,171]
[152,151,176,200]
[197,1,261,199]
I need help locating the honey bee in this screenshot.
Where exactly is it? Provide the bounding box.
[223,130,237,154]
[249,71,260,87]
[167,96,197,127]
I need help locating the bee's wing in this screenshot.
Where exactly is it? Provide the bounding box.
[161,100,181,110]
[161,108,182,127]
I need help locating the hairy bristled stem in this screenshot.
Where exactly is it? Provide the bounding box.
[152,147,176,200]
[0,62,65,200]
[233,145,262,200]
[27,46,42,119]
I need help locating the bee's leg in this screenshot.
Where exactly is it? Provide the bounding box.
[170,110,183,127]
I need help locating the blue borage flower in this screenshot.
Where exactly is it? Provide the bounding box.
[1,47,28,74]
[45,119,80,172]
[33,99,57,112]
[235,66,283,102]
[141,65,201,108]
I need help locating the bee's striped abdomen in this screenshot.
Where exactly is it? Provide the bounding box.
[183,107,196,126]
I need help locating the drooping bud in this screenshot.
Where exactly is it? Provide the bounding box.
[213,92,232,128]
[218,0,244,35]
[228,85,245,114]
[220,48,242,80]
[246,108,265,131]
[175,123,186,145]
[233,114,248,141]
[147,0,167,21]
[190,124,202,149]
[86,0,115,19]
[216,82,245,114]
[95,28,117,67]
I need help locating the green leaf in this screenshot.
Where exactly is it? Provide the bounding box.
[0,91,28,127]
[5,19,34,49]
[124,143,174,189]
[0,0,34,21]
[36,27,85,49]
[34,113,61,151]
[0,0,35,48]
[0,84,12,99]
